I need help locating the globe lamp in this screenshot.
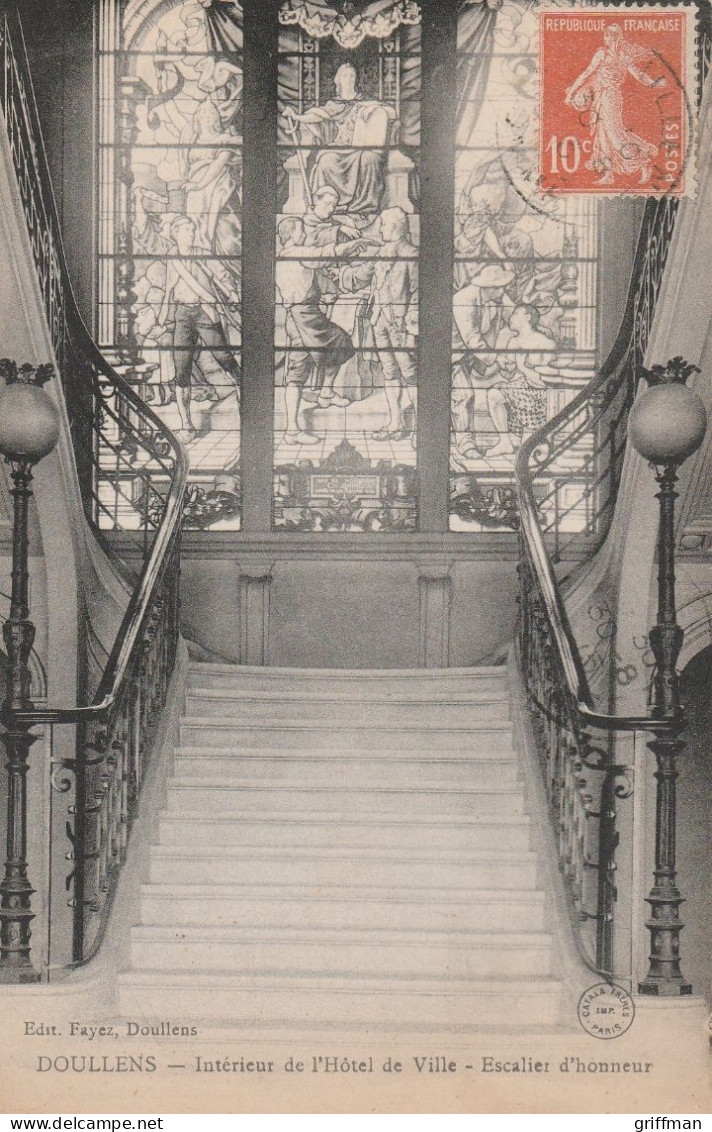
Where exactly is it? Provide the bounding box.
[0,379,60,463]
[629,359,707,465]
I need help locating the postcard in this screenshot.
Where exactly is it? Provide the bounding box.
[0,0,710,1115]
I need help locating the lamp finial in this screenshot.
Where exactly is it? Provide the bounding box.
[640,356,700,388]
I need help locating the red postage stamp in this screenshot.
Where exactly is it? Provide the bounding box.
[539,7,695,196]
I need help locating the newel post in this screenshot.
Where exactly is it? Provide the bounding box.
[628,357,707,996]
[0,360,59,982]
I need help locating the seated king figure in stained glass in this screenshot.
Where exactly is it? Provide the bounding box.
[282,61,396,219]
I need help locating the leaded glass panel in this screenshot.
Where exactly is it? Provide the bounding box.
[99,0,243,530]
[449,1,599,533]
[273,3,421,532]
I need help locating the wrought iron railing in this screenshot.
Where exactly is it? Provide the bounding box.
[527,198,679,574]
[514,195,690,979]
[515,0,712,975]
[0,9,182,549]
[0,10,188,973]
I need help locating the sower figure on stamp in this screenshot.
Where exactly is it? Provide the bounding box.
[340,207,419,442]
[158,215,241,442]
[564,24,665,186]
[276,216,369,444]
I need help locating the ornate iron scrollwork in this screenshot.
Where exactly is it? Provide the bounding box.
[0,12,187,975]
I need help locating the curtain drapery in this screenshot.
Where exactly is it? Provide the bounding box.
[278,0,421,48]
[203,0,243,59]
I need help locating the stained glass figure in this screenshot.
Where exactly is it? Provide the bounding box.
[273,4,421,532]
[98,0,243,530]
[449,0,599,533]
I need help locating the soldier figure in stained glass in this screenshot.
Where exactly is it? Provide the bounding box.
[276,216,369,444]
[341,207,419,441]
[451,263,514,460]
[158,216,241,441]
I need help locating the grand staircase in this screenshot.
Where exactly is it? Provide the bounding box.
[116,662,567,1032]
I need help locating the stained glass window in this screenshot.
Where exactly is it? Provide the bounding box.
[449,1,599,533]
[273,1,422,532]
[98,0,243,530]
[96,0,607,538]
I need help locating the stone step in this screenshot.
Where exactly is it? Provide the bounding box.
[176,744,516,763]
[115,971,564,1028]
[164,781,526,818]
[184,695,510,727]
[129,925,554,979]
[172,753,520,788]
[188,687,510,707]
[139,884,547,932]
[156,812,534,851]
[147,846,539,889]
[188,663,508,701]
[179,720,515,752]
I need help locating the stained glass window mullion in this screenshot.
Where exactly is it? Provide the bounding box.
[417,0,458,534]
[240,0,278,532]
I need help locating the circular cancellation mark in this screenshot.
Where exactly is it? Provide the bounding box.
[577,982,636,1039]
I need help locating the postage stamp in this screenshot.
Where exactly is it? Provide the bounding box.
[539,6,697,196]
